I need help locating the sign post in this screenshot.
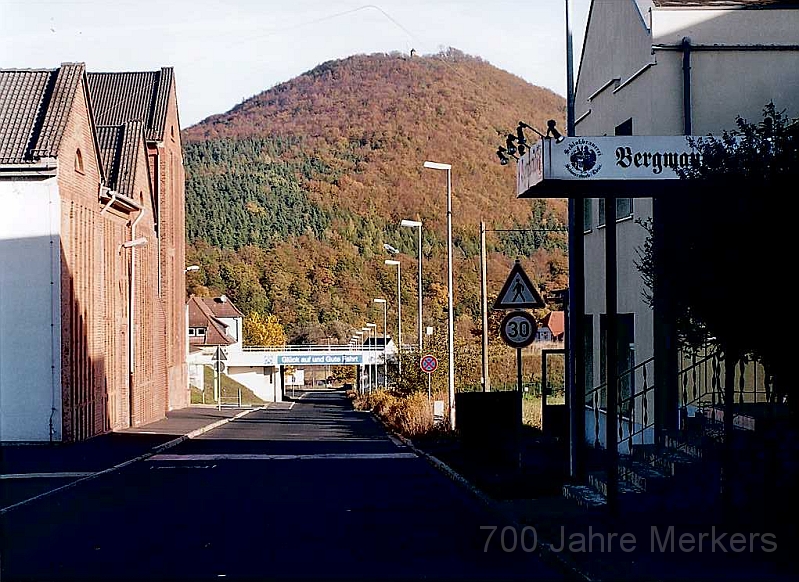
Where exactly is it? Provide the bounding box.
[420,354,438,402]
[212,346,227,411]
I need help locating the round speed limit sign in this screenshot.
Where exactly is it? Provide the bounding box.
[500,310,538,349]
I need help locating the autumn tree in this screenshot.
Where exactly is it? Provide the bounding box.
[637,102,798,414]
[243,312,287,346]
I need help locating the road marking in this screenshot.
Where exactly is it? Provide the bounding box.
[0,407,264,515]
[387,434,405,448]
[0,472,96,480]
[267,402,295,410]
[147,452,418,461]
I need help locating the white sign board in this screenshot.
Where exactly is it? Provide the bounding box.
[517,136,703,196]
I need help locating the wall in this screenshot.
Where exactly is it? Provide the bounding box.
[226,366,277,402]
[0,179,62,441]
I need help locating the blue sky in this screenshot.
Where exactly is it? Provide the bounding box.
[0,0,591,128]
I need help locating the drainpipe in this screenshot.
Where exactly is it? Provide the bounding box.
[99,186,117,214]
[682,37,692,135]
[127,207,146,427]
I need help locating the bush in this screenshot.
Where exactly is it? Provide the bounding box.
[348,388,438,438]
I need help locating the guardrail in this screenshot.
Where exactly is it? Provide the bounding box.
[242,345,382,352]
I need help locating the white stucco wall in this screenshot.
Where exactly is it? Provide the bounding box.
[0,178,62,441]
[226,366,278,402]
[574,1,799,447]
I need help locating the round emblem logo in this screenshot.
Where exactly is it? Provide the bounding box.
[564,139,602,178]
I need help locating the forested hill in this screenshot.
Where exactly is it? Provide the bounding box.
[182,48,568,343]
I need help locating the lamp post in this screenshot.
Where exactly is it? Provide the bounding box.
[400,219,423,353]
[373,299,388,388]
[384,259,401,374]
[422,161,456,430]
[366,323,377,394]
[361,327,370,393]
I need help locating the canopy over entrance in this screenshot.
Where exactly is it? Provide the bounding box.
[517,136,703,198]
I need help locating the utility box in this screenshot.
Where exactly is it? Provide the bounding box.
[455,391,521,468]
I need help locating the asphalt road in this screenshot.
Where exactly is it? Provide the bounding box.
[0,390,566,581]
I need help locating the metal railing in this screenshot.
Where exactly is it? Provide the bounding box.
[242,344,382,352]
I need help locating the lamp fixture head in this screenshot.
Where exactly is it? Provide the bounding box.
[383,243,399,254]
[496,147,509,165]
[423,161,451,171]
[505,134,518,156]
[384,259,400,266]
[185,265,200,272]
[400,219,422,228]
[121,237,147,249]
[373,298,386,304]
[546,119,564,143]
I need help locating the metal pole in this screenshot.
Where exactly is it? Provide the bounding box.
[446,168,456,430]
[566,0,576,138]
[428,372,431,402]
[480,221,490,392]
[517,347,524,470]
[383,303,388,389]
[397,263,402,375]
[418,224,423,353]
[216,361,221,411]
[605,196,619,514]
[565,0,586,481]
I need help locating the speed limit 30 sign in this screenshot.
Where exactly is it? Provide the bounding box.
[500,310,537,349]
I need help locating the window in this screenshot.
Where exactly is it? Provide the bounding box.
[74,149,84,174]
[599,314,635,413]
[188,328,196,337]
[598,198,633,227]
[197,327,206,336]
[584,315,594,406]
[583,199,592,233]
[615,118,633,136]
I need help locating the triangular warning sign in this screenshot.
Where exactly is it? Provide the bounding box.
[493,260,545,310]
[214,346,227,361]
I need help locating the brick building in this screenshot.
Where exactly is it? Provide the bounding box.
[0,63,186,442]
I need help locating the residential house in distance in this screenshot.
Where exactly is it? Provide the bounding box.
[187,295,282,403]
[87,68,188,411]
[536,311,565,343]
[0,62,184,442]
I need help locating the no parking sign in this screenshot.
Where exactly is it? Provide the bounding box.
[420,354,438,374]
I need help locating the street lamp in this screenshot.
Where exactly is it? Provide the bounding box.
[373,299,388,388]
[384,259,402,374]
[366,323,377,394]
[422,161,456,430]
[400,219,423,353]
[184,265,200,273]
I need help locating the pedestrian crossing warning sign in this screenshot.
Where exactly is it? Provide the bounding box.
[493,259,545,310]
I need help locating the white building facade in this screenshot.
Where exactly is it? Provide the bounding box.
[573,0,799,450]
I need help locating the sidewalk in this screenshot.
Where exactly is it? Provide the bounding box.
[412,431,797,582]
[1,405,258,510]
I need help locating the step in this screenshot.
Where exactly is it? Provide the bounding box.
[617,458,669,493]
[562,484,607,509]
[588,471,643,498]
[633,444,698,477]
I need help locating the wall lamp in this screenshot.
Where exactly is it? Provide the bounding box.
[496,146,518,166]
[121,237,148,249]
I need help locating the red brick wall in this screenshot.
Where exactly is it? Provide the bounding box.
[59,76,171,439]
[150,78,188,412]
[59,80,107,442]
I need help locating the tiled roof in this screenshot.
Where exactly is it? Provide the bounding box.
[541,311,565,338]
[96,120,144,197]
[0,63,84,164]
[187,296,236,346]
[653,0,798,7]
[202,296,244,319]
[86,68,173,142]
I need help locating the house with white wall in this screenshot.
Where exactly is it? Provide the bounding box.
[570,0,799,452]
[187,295,282,402]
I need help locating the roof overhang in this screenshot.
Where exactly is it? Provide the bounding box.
[0,157,58,178]
[517,136,703,198]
